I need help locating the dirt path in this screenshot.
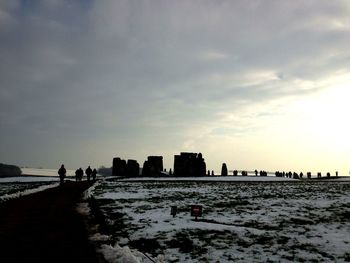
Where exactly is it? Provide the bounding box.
[0,181,102,263]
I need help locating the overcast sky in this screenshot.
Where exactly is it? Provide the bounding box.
[1,0,350,174]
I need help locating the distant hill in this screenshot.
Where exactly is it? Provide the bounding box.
[0,163,22,177]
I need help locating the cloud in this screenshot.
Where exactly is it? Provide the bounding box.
[1,0,350,170]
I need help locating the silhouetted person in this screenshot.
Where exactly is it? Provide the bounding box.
[77,168,83,181]
[58,164,66,186]
[92,168,97,181]
[75,169,79,182]
[307,172,311,179]
[336,171,338,177]
[255,170,258,176]
[85,166,92,181]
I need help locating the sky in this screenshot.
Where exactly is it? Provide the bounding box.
[0,0,350,174]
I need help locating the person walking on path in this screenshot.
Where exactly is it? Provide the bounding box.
[78,168,84,181]
[85,166,92,181]
[75,169,79,182]
[58,164,66,186]
[92,168,97,182]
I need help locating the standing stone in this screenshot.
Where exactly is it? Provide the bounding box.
[112,157,127,177]
[147,156,163,176]
[173,152,206,177]
[221,163,228,176]
[126,159,140,177]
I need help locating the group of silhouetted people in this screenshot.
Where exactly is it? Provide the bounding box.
[75,166,97,182]
[57,164,97,185]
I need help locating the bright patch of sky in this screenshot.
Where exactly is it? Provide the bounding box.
[1,0,349,174]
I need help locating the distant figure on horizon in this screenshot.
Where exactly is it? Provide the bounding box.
[86,166,92,181]
[78,168,84,181]
[75,169,79,181]
[92,168,97,181]
[58,164,66,185]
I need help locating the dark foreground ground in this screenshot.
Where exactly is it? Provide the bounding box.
[0,181,103,263]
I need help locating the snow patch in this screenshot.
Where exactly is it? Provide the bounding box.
[0,183,59,202]
[0,176,59,183]
[99,244,145,263]
[89,233,111,242]
[76,202,90,216]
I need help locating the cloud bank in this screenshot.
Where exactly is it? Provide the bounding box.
[1,0,350,172]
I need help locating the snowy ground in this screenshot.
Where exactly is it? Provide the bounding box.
[0,168,72,202]
[0,181,59,202]
[92,179,350,262]
[0,167,104,203]
[21,167,76,177]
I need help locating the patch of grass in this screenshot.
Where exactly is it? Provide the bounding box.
[243,220,280,231]
[343,253,350,262]
[165,232,195,253]
[290,217,315,225]
[129,238,162,256]
[276,235,290,245]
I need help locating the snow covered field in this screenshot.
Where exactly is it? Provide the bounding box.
[92,180,350,262]
[0,169,67,201]
[0,181,58,202]
[21,167,76,177]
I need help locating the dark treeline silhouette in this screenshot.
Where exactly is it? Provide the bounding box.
[0,163,22,177]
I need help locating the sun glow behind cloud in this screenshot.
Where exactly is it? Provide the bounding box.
[178,71,350,174]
